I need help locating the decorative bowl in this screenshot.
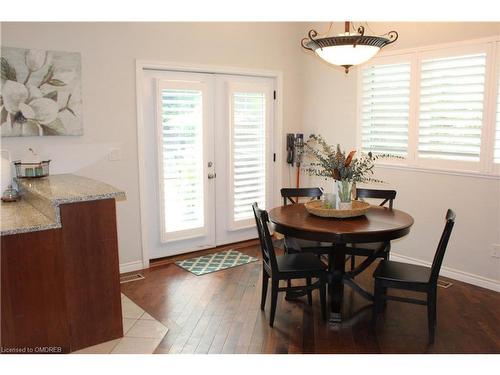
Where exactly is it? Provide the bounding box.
[14,160,50,178]
[304,200,370,218]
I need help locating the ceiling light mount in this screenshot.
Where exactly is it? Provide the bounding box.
[301,22,398,74]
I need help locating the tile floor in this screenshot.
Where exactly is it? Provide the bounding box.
[73,294,168,354]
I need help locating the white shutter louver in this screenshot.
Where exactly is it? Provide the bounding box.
[232,91,266,221]
[418,53,486,162]
[161,89,204,233]
[495,76,500,164]
[361,62,411,156]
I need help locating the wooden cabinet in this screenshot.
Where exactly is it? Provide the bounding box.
[1,199,123,353]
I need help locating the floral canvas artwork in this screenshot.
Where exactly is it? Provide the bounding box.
[1,47,83,137]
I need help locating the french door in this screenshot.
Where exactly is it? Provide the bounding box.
[142,70,275,259]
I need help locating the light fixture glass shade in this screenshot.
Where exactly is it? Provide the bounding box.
[301,25,398,73]
[315,44,380,66]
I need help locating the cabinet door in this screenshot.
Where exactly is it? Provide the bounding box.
[1,229,71,352]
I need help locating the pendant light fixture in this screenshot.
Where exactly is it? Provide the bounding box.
[301,22,398,74]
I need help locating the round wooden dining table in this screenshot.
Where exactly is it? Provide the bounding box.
[268,203,414,322]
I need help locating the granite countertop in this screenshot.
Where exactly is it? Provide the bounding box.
[0,200,60,235]
[16,174,126,205]
[1,174,125,236]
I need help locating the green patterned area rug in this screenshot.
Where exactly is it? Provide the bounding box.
[175,249,259,276]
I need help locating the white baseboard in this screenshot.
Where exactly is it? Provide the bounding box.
[119,254,499,291]
[119,260,144,274]
[390,252,500,292]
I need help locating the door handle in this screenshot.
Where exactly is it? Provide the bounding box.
[208,173,216,179]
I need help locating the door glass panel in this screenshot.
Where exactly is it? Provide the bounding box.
[232,91,266,222]
[160,89,204,234]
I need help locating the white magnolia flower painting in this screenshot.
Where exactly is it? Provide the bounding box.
[1,47,83,137]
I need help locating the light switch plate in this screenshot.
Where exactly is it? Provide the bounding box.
[108,148,122,161]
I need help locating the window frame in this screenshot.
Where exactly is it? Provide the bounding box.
[490,42,500,175]
[356,36,500,178]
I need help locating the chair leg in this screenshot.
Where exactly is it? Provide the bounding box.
[260,271,269,311]
[381,286,388,309]
[319,274,327,321]
[285,279,293,301]
[306,277,312,306]
[427,288,437,344]
[283,246,293,294]
[372,281,383,324]
[351,255,355,271]
[383,243,391,261]
[269,278,279,327]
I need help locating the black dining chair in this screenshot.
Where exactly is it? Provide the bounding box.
[280,187,329,255]
[372,209,456,344]
[252,203,327,327]
[346,188,397,274]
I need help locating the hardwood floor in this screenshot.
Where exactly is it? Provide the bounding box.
[121,241,500,354]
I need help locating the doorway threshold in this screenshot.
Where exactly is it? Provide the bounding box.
[149,238,260,268]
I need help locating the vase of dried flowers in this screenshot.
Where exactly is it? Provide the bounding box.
[303,134,400,211]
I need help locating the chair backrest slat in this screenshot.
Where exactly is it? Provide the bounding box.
[356,188,397,209]
[281,187,323,206]
[429,209,456,284]
[252,203,278,273]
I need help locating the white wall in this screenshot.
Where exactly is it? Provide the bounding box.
[2,22,499,289]
[1,22,306,269]
[300,22,500,289]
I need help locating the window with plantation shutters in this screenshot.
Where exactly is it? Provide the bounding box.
[358,40,500,176]
[230,90,267,223]
[159,86,205,236]
[418,53,486,162]
[361,62,411,156]
[495,76,500,164]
